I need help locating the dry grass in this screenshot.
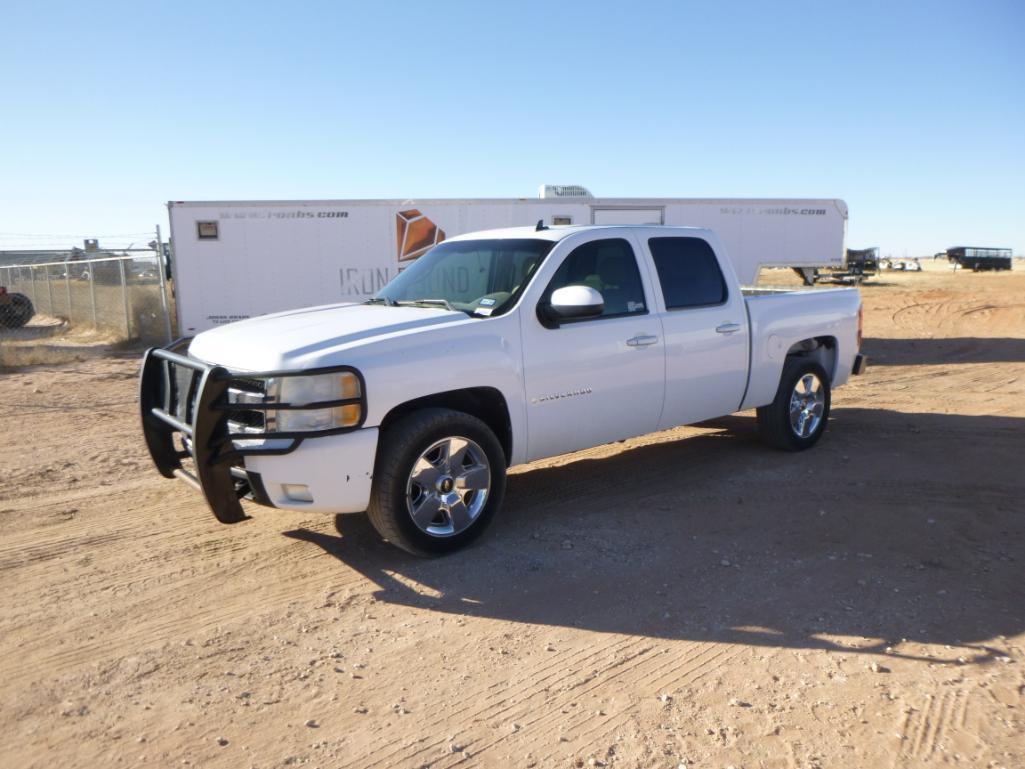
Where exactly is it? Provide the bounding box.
[0,321,130,370]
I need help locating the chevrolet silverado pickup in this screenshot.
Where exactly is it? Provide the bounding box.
[140,224,866,555]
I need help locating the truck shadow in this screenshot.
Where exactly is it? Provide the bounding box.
[285,408,1024,666]
[862,336,1025,366]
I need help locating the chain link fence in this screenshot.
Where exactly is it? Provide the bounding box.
[0,252,174,344]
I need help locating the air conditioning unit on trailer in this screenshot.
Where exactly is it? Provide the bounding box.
[538,184,594,199]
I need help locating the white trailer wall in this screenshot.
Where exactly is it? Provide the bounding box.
[168,198,846,334]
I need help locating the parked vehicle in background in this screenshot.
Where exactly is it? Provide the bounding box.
[166,187,849,334]
[944,246,1013,271]
[880,257,922,272]
[846,247,880,277]
[814,247,879,284]
[140,224,866,556]
[0,286,34,329]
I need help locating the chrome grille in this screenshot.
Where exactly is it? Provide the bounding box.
[227,378,269,434]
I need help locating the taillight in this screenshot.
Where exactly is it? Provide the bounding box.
[857,304,863,349]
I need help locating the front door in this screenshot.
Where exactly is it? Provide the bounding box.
[520,236,665,461]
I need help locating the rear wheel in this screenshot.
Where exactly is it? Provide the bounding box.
[757,359,831,451]
[367,408,506,556]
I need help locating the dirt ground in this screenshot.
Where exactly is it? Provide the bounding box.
[2,266,1023,769]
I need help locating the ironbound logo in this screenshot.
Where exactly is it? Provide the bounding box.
[531,387,593,404]
[396,209,446,261]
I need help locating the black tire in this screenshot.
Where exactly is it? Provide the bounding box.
[0,293,34,330]
[367,407,506,556]
[757,359,831,451]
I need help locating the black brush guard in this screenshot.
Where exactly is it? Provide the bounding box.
[139,342,365,524]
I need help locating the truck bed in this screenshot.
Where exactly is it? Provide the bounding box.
[740,284,862,410]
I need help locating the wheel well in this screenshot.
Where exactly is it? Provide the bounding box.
[785,336,838,381]
[379,387,513,466]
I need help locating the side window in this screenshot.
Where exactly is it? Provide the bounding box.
[648,237,728,309]
[543,238,647,319]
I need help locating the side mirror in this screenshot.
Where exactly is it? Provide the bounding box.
[549,285,604,319]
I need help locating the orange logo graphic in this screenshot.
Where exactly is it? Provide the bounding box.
[396,209,445,261]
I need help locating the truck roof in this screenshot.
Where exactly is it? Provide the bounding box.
[445,223,715,243]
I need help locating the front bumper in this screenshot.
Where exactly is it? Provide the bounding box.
[245,428,378,513]
[139,343,371,523]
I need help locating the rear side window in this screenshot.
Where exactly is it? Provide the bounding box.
[648,237,727,309]
[544,238,647,318]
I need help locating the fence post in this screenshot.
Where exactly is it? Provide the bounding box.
[65,268,72,321]
[155,224,173,342]
[46,266,54,316]
[29,266,38,307]
[119,258,132,338]
[88,261,98,327]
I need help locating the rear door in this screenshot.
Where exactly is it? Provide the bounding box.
[642,234,750,428]
[520,234,665,461]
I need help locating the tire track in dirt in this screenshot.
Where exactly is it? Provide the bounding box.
[1,487,377,689]
[894,688,973,766]
[425,643,750,769]
[522,644,751,769]
[341,636,651,769]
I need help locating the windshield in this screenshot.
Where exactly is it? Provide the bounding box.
[372,238,555,317]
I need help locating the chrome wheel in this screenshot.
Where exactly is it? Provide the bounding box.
[789,372,825,438]
[405,436,491,537]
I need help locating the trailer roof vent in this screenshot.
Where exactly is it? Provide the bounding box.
[538,184,593,199]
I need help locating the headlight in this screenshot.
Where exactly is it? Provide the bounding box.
[270,372,362,433]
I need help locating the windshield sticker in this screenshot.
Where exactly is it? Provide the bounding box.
[479,297,496,306]
[627,301,645,312]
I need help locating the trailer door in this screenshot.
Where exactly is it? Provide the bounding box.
[592,207,664,225]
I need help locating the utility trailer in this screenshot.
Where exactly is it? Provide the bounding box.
[167,187,848,334]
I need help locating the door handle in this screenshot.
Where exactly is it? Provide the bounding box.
[715,322,742,335]
[626,334,659,347]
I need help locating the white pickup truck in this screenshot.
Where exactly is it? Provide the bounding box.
[141,225,866,555]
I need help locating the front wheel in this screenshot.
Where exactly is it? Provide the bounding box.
[367,408,506,556]
[757,359,831,451]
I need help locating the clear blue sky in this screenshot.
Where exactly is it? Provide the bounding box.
[1,0,1022,256]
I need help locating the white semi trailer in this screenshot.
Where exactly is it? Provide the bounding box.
[167,187,847,334]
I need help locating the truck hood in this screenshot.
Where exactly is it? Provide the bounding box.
[187,302,469,371]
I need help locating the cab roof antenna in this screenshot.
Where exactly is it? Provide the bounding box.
[535,219,548,231]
